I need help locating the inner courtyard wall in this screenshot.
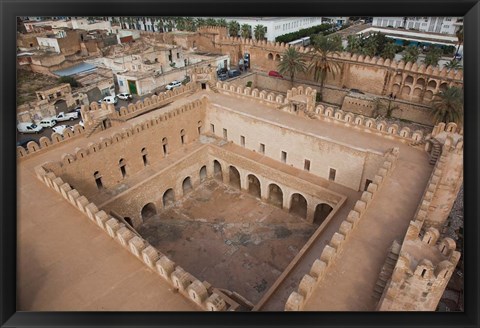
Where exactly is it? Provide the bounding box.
[205,102,386,191]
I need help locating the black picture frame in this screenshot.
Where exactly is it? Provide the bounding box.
[1,0,479,327]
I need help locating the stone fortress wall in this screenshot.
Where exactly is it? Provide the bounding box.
[376,130,463,310]
[284,147,400,310]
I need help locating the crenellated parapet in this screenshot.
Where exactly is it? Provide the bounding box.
[377,221,461,311]
[216,81,285,107]
[285,148,400,311]
[39,98,207,167]
[17,123,86,160]
[33,163,237,311]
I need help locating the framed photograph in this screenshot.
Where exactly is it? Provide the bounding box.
[1,0,479,327]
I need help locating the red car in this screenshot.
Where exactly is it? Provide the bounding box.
[268,70,283,78]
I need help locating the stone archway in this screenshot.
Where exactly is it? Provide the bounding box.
[229,165,241,189]
[162,189,175,207]
[247,174,261,198]
[141,202,157,220]
[213,160,222,181]
[314,203,333,225]
[268,183,283,208]
[182,176,193,195]
[199,165,207,182]
[290,193,307,219]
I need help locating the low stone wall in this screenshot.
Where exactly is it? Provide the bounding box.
[284,147,400,311]
[33,165,234,311]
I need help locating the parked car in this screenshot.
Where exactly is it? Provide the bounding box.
[38,117,57,128]
[52,125,72,135]
[117,92,133,101]
[56,111,79,122]
[350,88,365,94]
[69,106,82,114]
[268,70,283,78]
[16,137,36,148]
[218,72,228,81]
[102,95,118,104]
[17,122,43,134]
[165,80,182,90]
[228,69,241,78]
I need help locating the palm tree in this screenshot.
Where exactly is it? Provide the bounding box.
[346,35,362,54]
[372,98,401,118]
[185,17,196,32]
[240,24,252,39]
[403,45,420,63]
[175,17,186,31]
[228,20,240,37]
[195,18,206,28]
[423,47,443,67]
[431,86,464,124]
[444,60,463,71]
[308,35,342,101]
[253,24,267,40]
[206,18,217,26]
[216,18,228,27]
[277,47,308,85]
[361,35,378,57]
[380,42,397,60]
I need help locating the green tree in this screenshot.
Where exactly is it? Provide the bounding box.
[361,35,378,57]
[372,98,401,118]
[423,47,443,67]
[346,35,362,54]
[308,35,342,101]
[254,24,267,40]
[403,45,420,63]
[206,18,217,26]
[195,18,206,28]
[175,17,186,31]
[444,60,463,71]
[216,18,228,27]
[228,20,240,37]
[431,86,463,124]
[277,47,308,85]
[380,42,398,60]
[240,24,252,39]
[184,17,196,31]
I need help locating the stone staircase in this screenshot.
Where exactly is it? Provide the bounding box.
[373,240,401,302]
[85,119,105,138]
[429,139,442,165]
[207,81,220,93]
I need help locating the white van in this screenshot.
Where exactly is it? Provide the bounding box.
[17,122,43,134]
[102,95,118,105]
[38,117,57,128]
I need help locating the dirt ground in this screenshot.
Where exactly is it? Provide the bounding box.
[17,68,58,107]
[137,179,317,305]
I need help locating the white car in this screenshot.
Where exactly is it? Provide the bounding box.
[17,122,43,134]
[117,93,133,100]
[102,95,118,104]
[165,81,182,90]
[38,117,57,128]
[52,125,72,135]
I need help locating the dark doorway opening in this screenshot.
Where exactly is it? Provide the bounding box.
[213,160,223,181]
[162,189,175,207]
[247,174,261,198]
[314,203,333,225]
[141,202,157,219]
[268,184,283,208]
[290,193,307,219]
[229,166,241,189]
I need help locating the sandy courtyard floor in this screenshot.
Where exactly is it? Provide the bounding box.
[137,179,317,304]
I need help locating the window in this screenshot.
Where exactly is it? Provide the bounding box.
[119,80,124,86]
[210,123,215,133]
[223,128,227,140]
[281,151,287,163]
[259,143,265,154]
[329,168,336,181]
[177,52,180,59]
[141,148,148,166]
[240,136,245,147]
[119,159,127,178]
[304,159,310,171]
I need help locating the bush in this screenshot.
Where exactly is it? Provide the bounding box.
[246,81,252,87]
[58,76,80,88]
[275,23,333,44]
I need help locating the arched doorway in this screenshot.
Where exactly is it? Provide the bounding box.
[290,193,307,219]
[182,176,193,195]
[141,202,157,220]
[213,160,222,181]
[199,165,207,182]
[229,166,241,189]
[268,183,283,208]
[314,203,333,225]
[162,189,175,207]
[247,174,261,198]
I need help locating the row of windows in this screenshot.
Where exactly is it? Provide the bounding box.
[209,123,338,182]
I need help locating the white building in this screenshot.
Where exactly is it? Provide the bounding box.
[372,17,463,35]
[212,17,325,41]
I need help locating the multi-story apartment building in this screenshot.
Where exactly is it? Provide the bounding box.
[372,17,463,35]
